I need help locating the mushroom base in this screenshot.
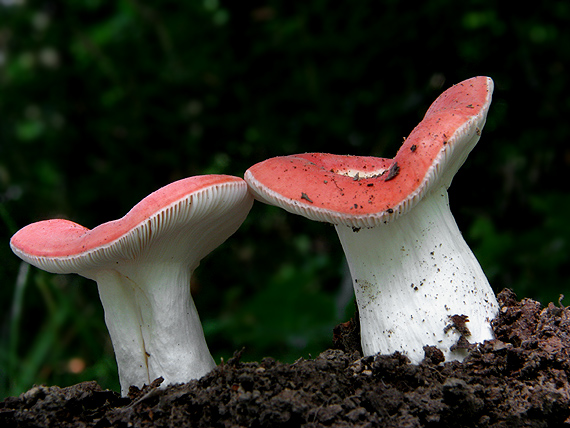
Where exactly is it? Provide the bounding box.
[335,188,499,364]
[94,265,216,395]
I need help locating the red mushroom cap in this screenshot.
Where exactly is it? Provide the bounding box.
[245,76,493,228]
[10,175,252,273]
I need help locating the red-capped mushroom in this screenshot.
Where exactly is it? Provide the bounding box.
[10,175,253,395]
[245,76,499,364]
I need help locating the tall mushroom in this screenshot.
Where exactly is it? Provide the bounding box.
[245,76,498,363]
[10,175,253,395]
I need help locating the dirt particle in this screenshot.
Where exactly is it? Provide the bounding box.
[444,314,471,337]
[384,162,400,181]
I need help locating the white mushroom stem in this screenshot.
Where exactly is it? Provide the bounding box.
[91,263,215,394]
[84,192,248,395]
[335,187,498,363]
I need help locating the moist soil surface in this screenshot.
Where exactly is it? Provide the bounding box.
[2,289,570,427]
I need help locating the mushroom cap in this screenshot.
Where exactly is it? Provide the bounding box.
[245,76,494,228]
[11,175,253,274]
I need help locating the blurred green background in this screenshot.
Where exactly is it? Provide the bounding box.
[1,0,569,399]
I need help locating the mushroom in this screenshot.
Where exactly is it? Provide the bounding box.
[10,175,253,395]
[245,76,498,363]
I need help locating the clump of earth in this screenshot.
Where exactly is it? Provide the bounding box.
[2,289,569,427]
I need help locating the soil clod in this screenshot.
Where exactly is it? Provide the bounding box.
[2,289,570,427]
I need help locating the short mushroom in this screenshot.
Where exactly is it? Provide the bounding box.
[245,76,499,363]
[10,175,253,395]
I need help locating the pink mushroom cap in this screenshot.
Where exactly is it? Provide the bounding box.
[11,174,251,273]
[245,76,493,228]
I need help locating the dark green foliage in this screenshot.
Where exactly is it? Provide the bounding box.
[1,0,568,398]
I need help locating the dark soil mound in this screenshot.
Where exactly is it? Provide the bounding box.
[2,289,570,427]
